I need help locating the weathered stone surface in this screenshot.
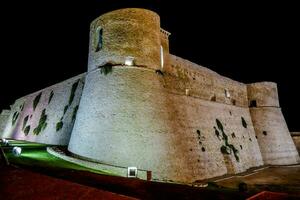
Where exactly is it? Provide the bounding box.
[0,110,10,137]
[250,107,299,165]
[68,67,263,183]
[2,74,85,145]
[88,8,161,71]
[291,132,300,154]
[1,8,299,183]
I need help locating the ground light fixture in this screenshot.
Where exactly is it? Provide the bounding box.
[12,146,22,157]
[1,138,9,146]
[127,167,138,178]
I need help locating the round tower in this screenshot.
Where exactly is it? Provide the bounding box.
[88,8,161,71]
[247,82,300,165]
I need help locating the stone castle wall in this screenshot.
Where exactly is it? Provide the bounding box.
[88,8,161,72]
[0,110,10,137]
[1,8,299,183]
[291,132,300,154]
[2,74,85,145]
[68,66,263,183]
[247,83,299,165]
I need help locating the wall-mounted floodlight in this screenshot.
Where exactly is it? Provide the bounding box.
[12,146,22,156]
[125,56,134,66]
[185,89,190,96]
[127,167,138,178]
[225,89,231,98]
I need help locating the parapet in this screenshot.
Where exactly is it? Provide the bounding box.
[88,8,162,71]
[247,82,279,108]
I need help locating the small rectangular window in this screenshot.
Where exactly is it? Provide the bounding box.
[95,27,103,52]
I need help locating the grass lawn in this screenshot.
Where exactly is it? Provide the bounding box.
[1,140,116,176]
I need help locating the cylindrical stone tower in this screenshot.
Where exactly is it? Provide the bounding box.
[87,8,161,71]
[247,82,300,165]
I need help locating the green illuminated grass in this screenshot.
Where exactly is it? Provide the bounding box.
[2,140,115,176]
[0,140,46,148]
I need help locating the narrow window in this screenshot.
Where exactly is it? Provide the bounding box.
[95,27,103,52]
[250,100,257,107]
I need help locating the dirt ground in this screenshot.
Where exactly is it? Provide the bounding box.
[215,165,300,195]
[0,165,137,200]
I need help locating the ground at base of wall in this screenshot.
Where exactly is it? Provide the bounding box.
[215,164,300,196]
[1,140,300,199]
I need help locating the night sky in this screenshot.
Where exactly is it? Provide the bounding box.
[1,1,299,130]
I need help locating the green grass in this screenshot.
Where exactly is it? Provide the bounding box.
[2,140,115,176]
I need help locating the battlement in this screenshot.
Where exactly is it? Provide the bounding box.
[160,28,171,38]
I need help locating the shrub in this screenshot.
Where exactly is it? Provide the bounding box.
[56,121,63,132]
[68,80,80,105]
[24,126,30,135]
[99,65,113,75]
[33,92,42,111]
[221,145,230,154]
[22,115,29,131]
[63,105,69,115]
[72,105,79,121]
[48,91,54,104]
[241,117,247,128]
[216,119,224,131]
[12,111,19,125]
[33,109,47,135]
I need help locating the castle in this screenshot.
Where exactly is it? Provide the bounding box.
[0,8,299,183]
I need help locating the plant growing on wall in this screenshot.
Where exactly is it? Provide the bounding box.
[72,105,79,121]
[12,111,19,125]
[215,119,239,162]
[99,65,113,75]
[48,91,54,104]
[22,115,29,131]
[63,105,69,115]
[24,125,30,135]
[69,80,80,105]
[33,92,42,111]
[56,121,63,132]
[241,117,247,128]
[20,102,25,111]
[33,109,47,135]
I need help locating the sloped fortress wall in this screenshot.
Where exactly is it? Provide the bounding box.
[291,132,300,154]
[88,8,161,71]
[247,82,300,165]
[68,7,265,181]
[68,64,264,183]
[2,74,85,145]
[0,110,10,137]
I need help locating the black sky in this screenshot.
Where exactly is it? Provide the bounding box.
[0,1,299,130]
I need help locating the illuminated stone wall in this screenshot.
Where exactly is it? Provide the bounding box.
[247,83,299,165]
[68,66,263,183]
[2,74,85,145]
[88,8,161,72]
[1,8,299,183]
[291,132,300,154]
[0,110,10,137]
